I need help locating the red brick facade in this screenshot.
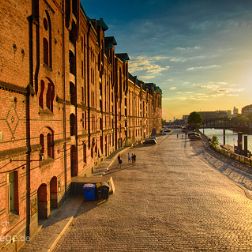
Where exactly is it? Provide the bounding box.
[0,1,162,250]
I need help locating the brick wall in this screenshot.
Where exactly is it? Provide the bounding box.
[0,1,162,250]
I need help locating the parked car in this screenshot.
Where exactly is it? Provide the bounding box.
[162,128,171,135]
[181,126,187,133]
[143,138,157,145]
[188,132,201,140]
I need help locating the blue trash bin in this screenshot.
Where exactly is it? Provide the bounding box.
[83,184,96,201]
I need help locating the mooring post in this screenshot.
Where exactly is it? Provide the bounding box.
[223,128,225,145]
[244,135,248,157]
[237,132,243,154]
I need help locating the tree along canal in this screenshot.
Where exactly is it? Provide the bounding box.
[199,128,252,152]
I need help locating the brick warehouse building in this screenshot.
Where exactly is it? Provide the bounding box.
[0,0,162,250]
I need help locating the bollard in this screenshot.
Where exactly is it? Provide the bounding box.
[244,135,248,157]
[237,132,243,154]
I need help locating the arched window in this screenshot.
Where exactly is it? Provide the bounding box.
[39,80,45,108]
[72,0,78,17]
[69,21,77,44]
[83,143,87,163]
[119,68,122,99]
[70,82,76,105]
[47,132,54,159]
[65,0,70,28]
[43,38,49,65]
[70,114,76,136]
[39,127,54,160]
[40,134,44,160]
[43,11,52,67]
[40,134,44,154]
[69,51,76,74]
[46,82,55,112]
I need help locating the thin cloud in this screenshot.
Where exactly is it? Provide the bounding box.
[183,81,191,85]
[193,81,228,91]
[139,75,156,80]
[129,55,170,78]
[169,86,177,90]
[175,46,201,51]
[186,65,221,71]
[163,80,244,102]
[192,81,244,97]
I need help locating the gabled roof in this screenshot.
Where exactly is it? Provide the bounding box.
[128,73,144,87]
[128,73,139,86]
[90,18,108,31]
[105,36,117,49]
[128,74,162,93]
[116,53,130,62]
[128,72,136,82]
[145,83,162,94]
[97,18,108,31]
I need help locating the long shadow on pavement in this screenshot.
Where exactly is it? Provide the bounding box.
[38,195,97,229]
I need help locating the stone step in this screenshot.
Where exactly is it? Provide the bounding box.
[92,171,106,176]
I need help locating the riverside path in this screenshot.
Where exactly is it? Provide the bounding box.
[55,131,252,251]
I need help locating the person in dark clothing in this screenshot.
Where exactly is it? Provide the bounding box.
[131,153,136,163]
[128,152,131,163]
[133,154,136,163]
[118,154,122,167]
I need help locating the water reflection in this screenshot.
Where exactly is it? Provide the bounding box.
[199,128,252,151]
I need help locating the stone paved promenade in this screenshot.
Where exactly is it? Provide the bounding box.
[53,132,252,251]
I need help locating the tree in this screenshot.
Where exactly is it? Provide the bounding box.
[246,113,252,122]
[231,115,249,127]
[211,135,219,147]
[161,118,166,126]
[187,112,202,129]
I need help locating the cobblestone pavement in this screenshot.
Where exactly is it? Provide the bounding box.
[55,132,252,251]
[20,196,83,252]
[192,139,252,193]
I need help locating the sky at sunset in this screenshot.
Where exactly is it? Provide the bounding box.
[81,0,252,121]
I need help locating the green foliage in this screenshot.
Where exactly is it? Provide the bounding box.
[211,135,219,147]
[247,113,252,121]
[231,115,249,127]
[188,112,202,129]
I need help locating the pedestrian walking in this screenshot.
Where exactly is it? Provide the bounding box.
[133,153,136,163]
[131,153,136,163]
[118,154,122,168]
[128,152,131,163]
[177,133,178,139]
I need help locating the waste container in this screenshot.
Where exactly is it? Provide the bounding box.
[96,182,110,200]
[83,184,96,201]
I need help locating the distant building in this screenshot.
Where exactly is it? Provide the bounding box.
[233,106,239,116]
[197,110,231,121]
[182,115,189,123]
[241,104,252,115]
[183,111,231,123]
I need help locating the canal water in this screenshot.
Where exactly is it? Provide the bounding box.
[199,128,252,152]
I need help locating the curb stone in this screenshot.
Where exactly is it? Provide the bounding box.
[48,216,73,252]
